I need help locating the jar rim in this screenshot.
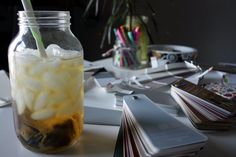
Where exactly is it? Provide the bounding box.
[18,11,70,18]
[18,11,71,27]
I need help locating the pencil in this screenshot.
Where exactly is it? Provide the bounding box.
[197,66,213,78]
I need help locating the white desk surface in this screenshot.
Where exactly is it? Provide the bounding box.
[1,104,236,157]
[1,59,236,157]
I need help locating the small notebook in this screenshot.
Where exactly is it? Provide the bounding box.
[171,79,236,130]
[114,94,207,157]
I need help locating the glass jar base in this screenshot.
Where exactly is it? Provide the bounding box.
[18,135,79,154]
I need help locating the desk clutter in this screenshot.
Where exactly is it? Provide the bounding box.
[1,58,236,156]
[149,45,197,68]
[102,39,197,69]
[84,60,236,157]
[114,94,207,157]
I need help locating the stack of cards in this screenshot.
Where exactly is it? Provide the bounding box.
[171,79,236,130]
[114,94,207,157]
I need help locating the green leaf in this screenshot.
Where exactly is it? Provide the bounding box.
[83,0,95,17]
[95,0,99,16]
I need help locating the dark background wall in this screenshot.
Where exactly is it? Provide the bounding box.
[148,0,236,65]
[1,0,236,71]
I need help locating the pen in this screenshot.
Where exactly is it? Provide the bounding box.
[133,26,141,44]
[116,28,126,47]
[127,31,135,46]
[119,26,130,46]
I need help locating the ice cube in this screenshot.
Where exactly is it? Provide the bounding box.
[31,108,55,120]
[43,71,69,90]
[34,91,49,111]
[15,92,26,115]
[49,58,61,69]
[23,88,35,111]
[15,52,41,66]
[46,44,80,59]
[23,76,42,92]
[59,50,79,59]
[29,60,48,76]
[46,44,61,57]
[43,72,62,90]
[18,48,41,57]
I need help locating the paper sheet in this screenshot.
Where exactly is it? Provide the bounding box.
[0,70,11,100]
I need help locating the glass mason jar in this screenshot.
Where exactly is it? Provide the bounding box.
[8,11,84,153]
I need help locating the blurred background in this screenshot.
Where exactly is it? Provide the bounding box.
[1,0,236,71]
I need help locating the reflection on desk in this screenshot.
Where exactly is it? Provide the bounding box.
[174,117,236,157]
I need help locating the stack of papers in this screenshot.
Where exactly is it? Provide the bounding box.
[171,79,236,130]
[114,94,207,157]
[93,71,117,87]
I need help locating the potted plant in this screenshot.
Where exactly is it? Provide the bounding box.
[83,0,158,48]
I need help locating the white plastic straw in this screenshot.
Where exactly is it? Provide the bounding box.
[21,0,47,58]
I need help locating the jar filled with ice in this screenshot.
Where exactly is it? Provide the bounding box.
[8,11,84,153]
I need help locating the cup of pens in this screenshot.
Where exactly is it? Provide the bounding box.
[112,46,140,69]
[103,23,149,69]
